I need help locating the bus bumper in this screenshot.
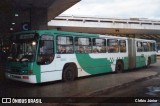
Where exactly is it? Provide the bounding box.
[5,73,37,83]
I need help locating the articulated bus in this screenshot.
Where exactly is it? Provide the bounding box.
[5,30,156,83]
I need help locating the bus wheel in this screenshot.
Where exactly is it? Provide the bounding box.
[62,66,77,81]
[115,61,123,73]
[147,58,151,67]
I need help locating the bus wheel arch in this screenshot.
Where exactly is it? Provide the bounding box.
[115,60,124,73]
[147,57,151,67]
[62,63,78,81]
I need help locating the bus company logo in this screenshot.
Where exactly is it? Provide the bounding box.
[2,98,11,103]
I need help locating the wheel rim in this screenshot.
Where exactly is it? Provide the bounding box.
[66,69,74,81]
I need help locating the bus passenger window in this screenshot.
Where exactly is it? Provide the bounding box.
[151,43,156,51]
[150,43,153,51]
[93,38,106,53]
[58,45,66,53]
[79,46,85,53]
[67,47,73,53]
[107,39,119,53]
[120,40,126,53]
[75,37,91,53]
[39,41,47,54]
[85,46,91,53]
[93,48,99,53]
[137,42,143,52]
[143,42,149,52]
[56,36,73,54]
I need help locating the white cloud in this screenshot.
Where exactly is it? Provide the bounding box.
[61,0,160,19]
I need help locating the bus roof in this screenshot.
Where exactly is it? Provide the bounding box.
[13,30,156,42]
[135,38,156,42]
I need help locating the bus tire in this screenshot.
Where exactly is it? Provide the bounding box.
[147,58,151,67]
[62,65,77,81]
[115,61,124,73]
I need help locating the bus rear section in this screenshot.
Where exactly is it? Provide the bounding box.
[128,38,156,69]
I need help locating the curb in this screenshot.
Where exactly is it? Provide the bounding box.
[83,72,160,97]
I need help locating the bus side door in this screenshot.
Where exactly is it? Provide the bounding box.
[136,41,144,67]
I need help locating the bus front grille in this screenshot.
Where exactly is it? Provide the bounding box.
[10,69,20,74]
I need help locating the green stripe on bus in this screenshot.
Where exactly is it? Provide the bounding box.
[123,57,129,70]
[136,56,146,68]
[76,54,113,74]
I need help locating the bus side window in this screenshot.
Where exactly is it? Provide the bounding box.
[107,39,119,53]
[143,42,149,52]
[79,46,85,53]
[150,43,153,51]
[85,46,91,53]
[120,40,126,53]
[150,42,156,52]
[93,38,106,53]
[152,43,156,51]
[137,42,143,52]
[56,36,73,54]
[148,42,151,51]
[57,45,66,53]
[75,37,91,53]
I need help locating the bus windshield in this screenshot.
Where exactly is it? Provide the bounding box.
[9,33,38,62]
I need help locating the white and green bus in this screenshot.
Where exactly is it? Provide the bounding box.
[5,30,156,83]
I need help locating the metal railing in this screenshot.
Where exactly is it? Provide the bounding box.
[54,15,160,25]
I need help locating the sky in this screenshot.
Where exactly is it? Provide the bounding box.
[61,0,160,19]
